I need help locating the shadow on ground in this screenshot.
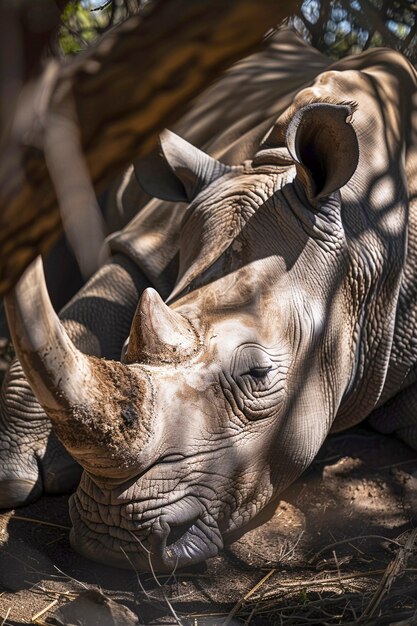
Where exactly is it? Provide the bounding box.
[1,426,417,625]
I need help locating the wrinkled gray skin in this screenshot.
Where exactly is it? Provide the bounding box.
[3,31,417,573]
[0,28,327,508]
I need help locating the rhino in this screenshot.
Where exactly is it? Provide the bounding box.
[2,30,417,573]
[0,28,328,508]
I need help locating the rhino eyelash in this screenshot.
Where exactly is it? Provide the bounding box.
[245,366,272,379]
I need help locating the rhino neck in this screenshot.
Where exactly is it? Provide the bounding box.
[373,156,417,404]
[332,202,408,432]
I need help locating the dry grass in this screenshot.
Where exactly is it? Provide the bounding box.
[2,514,417,625]
[178,530,417,626]
[2,428,417,625]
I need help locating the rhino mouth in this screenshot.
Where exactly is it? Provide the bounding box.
[69,491,223,572]
[156,510,223,569]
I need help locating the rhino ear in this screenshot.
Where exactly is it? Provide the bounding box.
[134,130,231,203]
[285,102,359,203]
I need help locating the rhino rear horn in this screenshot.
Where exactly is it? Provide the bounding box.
[285,102,359,202]
[134,130,231,203]
[124,287,197,363]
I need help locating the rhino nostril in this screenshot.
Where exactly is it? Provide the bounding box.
[166,518,198,547]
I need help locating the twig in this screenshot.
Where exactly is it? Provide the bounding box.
[258,568,417,598]
[0,548,56,577]
[90,0,112,11]
[12,515,71,531]
[129,534,184,626]
[120,547,163,607]
[332,550,344,590]
[24,584,78,599]
[45,535,66,546]
[377,458,417,470]
[120,545,185,620]
[359,528,417,620]
[127,530,165,592]
[31,599,58,623]
[309,535,401,563]
[222,569,276,625]
[278,530,304,563]
[0,607,10,626]
[243,607,257,625]
[242,580,417,622]
[160,590,183,626]
[162,554,180,586]
[53,566,89,590]
[332,608,417,626]
[120,546,158,606]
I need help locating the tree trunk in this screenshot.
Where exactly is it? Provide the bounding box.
[0,0,299,295]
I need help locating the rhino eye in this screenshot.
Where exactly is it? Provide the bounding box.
[247,366,272,380]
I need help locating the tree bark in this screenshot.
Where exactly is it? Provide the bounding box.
[0,0,299,295]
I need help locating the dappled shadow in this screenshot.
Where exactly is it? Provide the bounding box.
[1,428,417,623]
[2,26,417,626]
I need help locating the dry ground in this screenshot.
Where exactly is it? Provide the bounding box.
[1,425,417,625]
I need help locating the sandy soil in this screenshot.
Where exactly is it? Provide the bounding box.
[1,425,417,625]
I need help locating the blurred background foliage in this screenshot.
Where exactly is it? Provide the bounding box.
[292,0,417,61]
[58,0,142,54]
[58,0,417,62]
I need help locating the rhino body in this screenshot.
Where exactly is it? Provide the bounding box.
[2,30,417,572]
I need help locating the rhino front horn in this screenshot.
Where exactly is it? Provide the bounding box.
[4,257,152,476]
[124,288,198,364]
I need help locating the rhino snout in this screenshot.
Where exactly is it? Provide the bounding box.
[68,474,223,572]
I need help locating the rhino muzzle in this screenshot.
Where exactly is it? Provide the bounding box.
[69,480,223,571]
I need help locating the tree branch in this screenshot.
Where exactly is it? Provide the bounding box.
[341,0,399,49]
[0,0,299,294]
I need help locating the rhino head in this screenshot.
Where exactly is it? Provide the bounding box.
[6,101,365,572]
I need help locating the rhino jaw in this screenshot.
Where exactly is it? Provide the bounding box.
[68,480,223,571]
